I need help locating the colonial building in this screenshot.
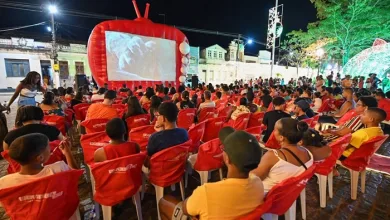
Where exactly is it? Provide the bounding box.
[0,36,91,90]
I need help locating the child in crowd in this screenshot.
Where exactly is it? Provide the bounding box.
[299,128,331,161]
[94,118,140,162]
[340,107,386,160]
[0,133,78,189]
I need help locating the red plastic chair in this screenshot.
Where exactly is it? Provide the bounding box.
[177,108,196,130]
[253,97,261,105]
[192,138,224,185]
[80,118,109,134]
[80,132,110,165]
[316,99,332,113]
[264,131,281,150]
[91,153,146,219]
[217,105,232,118]
[64,108,74,125]
[145,140,192,220]
[314,134,351,207]
[245,126,263,141]
[335,109,357,126]
[202,117,226,142]
[1,140,66,174]
[125,114,151,130]
[43,115,66,135]
[73,103,90,121]
[310,114,320,128]
[240,165,316,220]
[337,135,388,200]
[248,112,265,128]
[266,103,274,112]
[79,106,90,122]
[188,121,206,153]
[198,107,217,122]
[231,113,251,130]
[215,100,227,109]
[142,103,151,112]
[0,170,83,220]
[129,125,155,151]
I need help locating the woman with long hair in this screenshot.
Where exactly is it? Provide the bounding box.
[251,118,313,193]
[149,95,162,122]
[123,96,146,120]
[176,91,195,110]
[6,71,45,111]
[70,91,84,109]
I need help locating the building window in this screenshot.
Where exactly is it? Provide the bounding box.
[214,51,217,58]
[5,59,30,77]
[207,50,212,58]
[219,52,223,59]
[59,61,69,79]
[75,62,85,74]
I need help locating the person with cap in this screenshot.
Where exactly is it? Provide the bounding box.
[85,90,119,120]
[251,118,313,193]
[158,127,264,220]
[294,100,310,121]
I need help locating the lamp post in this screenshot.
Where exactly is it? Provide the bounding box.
[316,48,324,76]
[48,5,59,88]
[234,37,252,79]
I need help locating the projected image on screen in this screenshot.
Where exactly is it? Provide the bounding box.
[105,31,176,81]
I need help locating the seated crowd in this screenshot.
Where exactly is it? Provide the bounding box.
[0,78,389,219]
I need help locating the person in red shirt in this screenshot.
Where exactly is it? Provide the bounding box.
[86,90,119,120]
[94,118,140,162]
[375,91,390,121]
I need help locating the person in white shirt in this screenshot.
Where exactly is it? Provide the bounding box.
[91,88,106,101]
[198,90,216,110]
[312,92,323,112]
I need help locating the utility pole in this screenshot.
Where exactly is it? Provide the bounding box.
[235,34,241,79]
[49,5,59,88]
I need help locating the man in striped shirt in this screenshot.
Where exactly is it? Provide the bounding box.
[322,96,378,142]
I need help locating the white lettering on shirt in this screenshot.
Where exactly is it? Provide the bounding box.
[18,191,63,202]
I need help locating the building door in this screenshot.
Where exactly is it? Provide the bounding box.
[75,62,84,74]
[40,60,52,86]
[59,61,69,79]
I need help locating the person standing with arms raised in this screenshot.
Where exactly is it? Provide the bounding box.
[6,71,45,112]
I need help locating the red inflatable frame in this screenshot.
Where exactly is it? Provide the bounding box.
[87,1,187,90]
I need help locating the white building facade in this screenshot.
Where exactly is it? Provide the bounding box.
[0,37,91,90]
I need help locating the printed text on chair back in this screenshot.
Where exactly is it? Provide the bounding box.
[0,170,83,220]
[129,125,155,151]
[91,153,146,206]
[80,132,110,165]
[177,108,196,130]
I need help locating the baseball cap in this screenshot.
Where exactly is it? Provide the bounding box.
[218,127,261,173]
[296,100,310,111]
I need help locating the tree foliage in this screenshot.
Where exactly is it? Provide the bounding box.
[286,0,390,65]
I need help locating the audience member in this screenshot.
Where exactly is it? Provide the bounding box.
[162,87,171,101]
[85,90,118,120]
[40,91,64,116]
[375,91,390,121]
[260,89,273,110]
[70,92,84,109]
[312,92,322,112]
[198,90,215,110]
[94,118,140,162]
[147,102,189,157]
[176,91,195,110]
[159,127,264,219]
[294,100,310,121]
[251,118,313,193]
[122,96,146,121]
[229,97,250,120]
[149,95,162,122]
[299,129,331,161]
[246,91,260,113]
[0,133,78,190]
[3,106,64,151]
[91,88,106,101]
[262,97,291,142]
[340,107,386,160]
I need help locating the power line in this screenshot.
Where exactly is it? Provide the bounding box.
[0,21,47,32]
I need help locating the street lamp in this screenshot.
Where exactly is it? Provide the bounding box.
[48,5,58,14]
[247,39,253,45]
[316,48,325,76]
[48,5,59,88]
[46,26,52,32]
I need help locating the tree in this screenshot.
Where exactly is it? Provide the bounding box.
[291,0,390,65]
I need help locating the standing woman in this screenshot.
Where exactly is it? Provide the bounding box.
[6,71,45,112]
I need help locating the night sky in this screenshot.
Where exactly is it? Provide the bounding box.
[0,0,318,54]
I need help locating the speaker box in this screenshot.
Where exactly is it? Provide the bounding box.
[192,75,199,89]
[75,74,87,89]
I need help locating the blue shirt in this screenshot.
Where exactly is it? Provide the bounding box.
[147,128,189,156]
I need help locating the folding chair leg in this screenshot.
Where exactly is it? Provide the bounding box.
[219,168,223,180]
[262,213,278,220]
[284,200,296,220]
[300,188,306,220]
[198,171,208,185]
[350,170,359,200]
[319,174,327,208]
[179,180,185,201]
[132,192,143,220]
[102,205,112,220]
[154,185,164,220]
[360,169,366,193]
[327,172,333,199]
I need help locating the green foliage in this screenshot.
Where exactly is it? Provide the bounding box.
[288,0,390,65]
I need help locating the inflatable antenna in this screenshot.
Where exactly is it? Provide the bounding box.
[132,1,151,20]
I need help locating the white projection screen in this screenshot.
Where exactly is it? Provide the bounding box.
[105,31,176,81]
